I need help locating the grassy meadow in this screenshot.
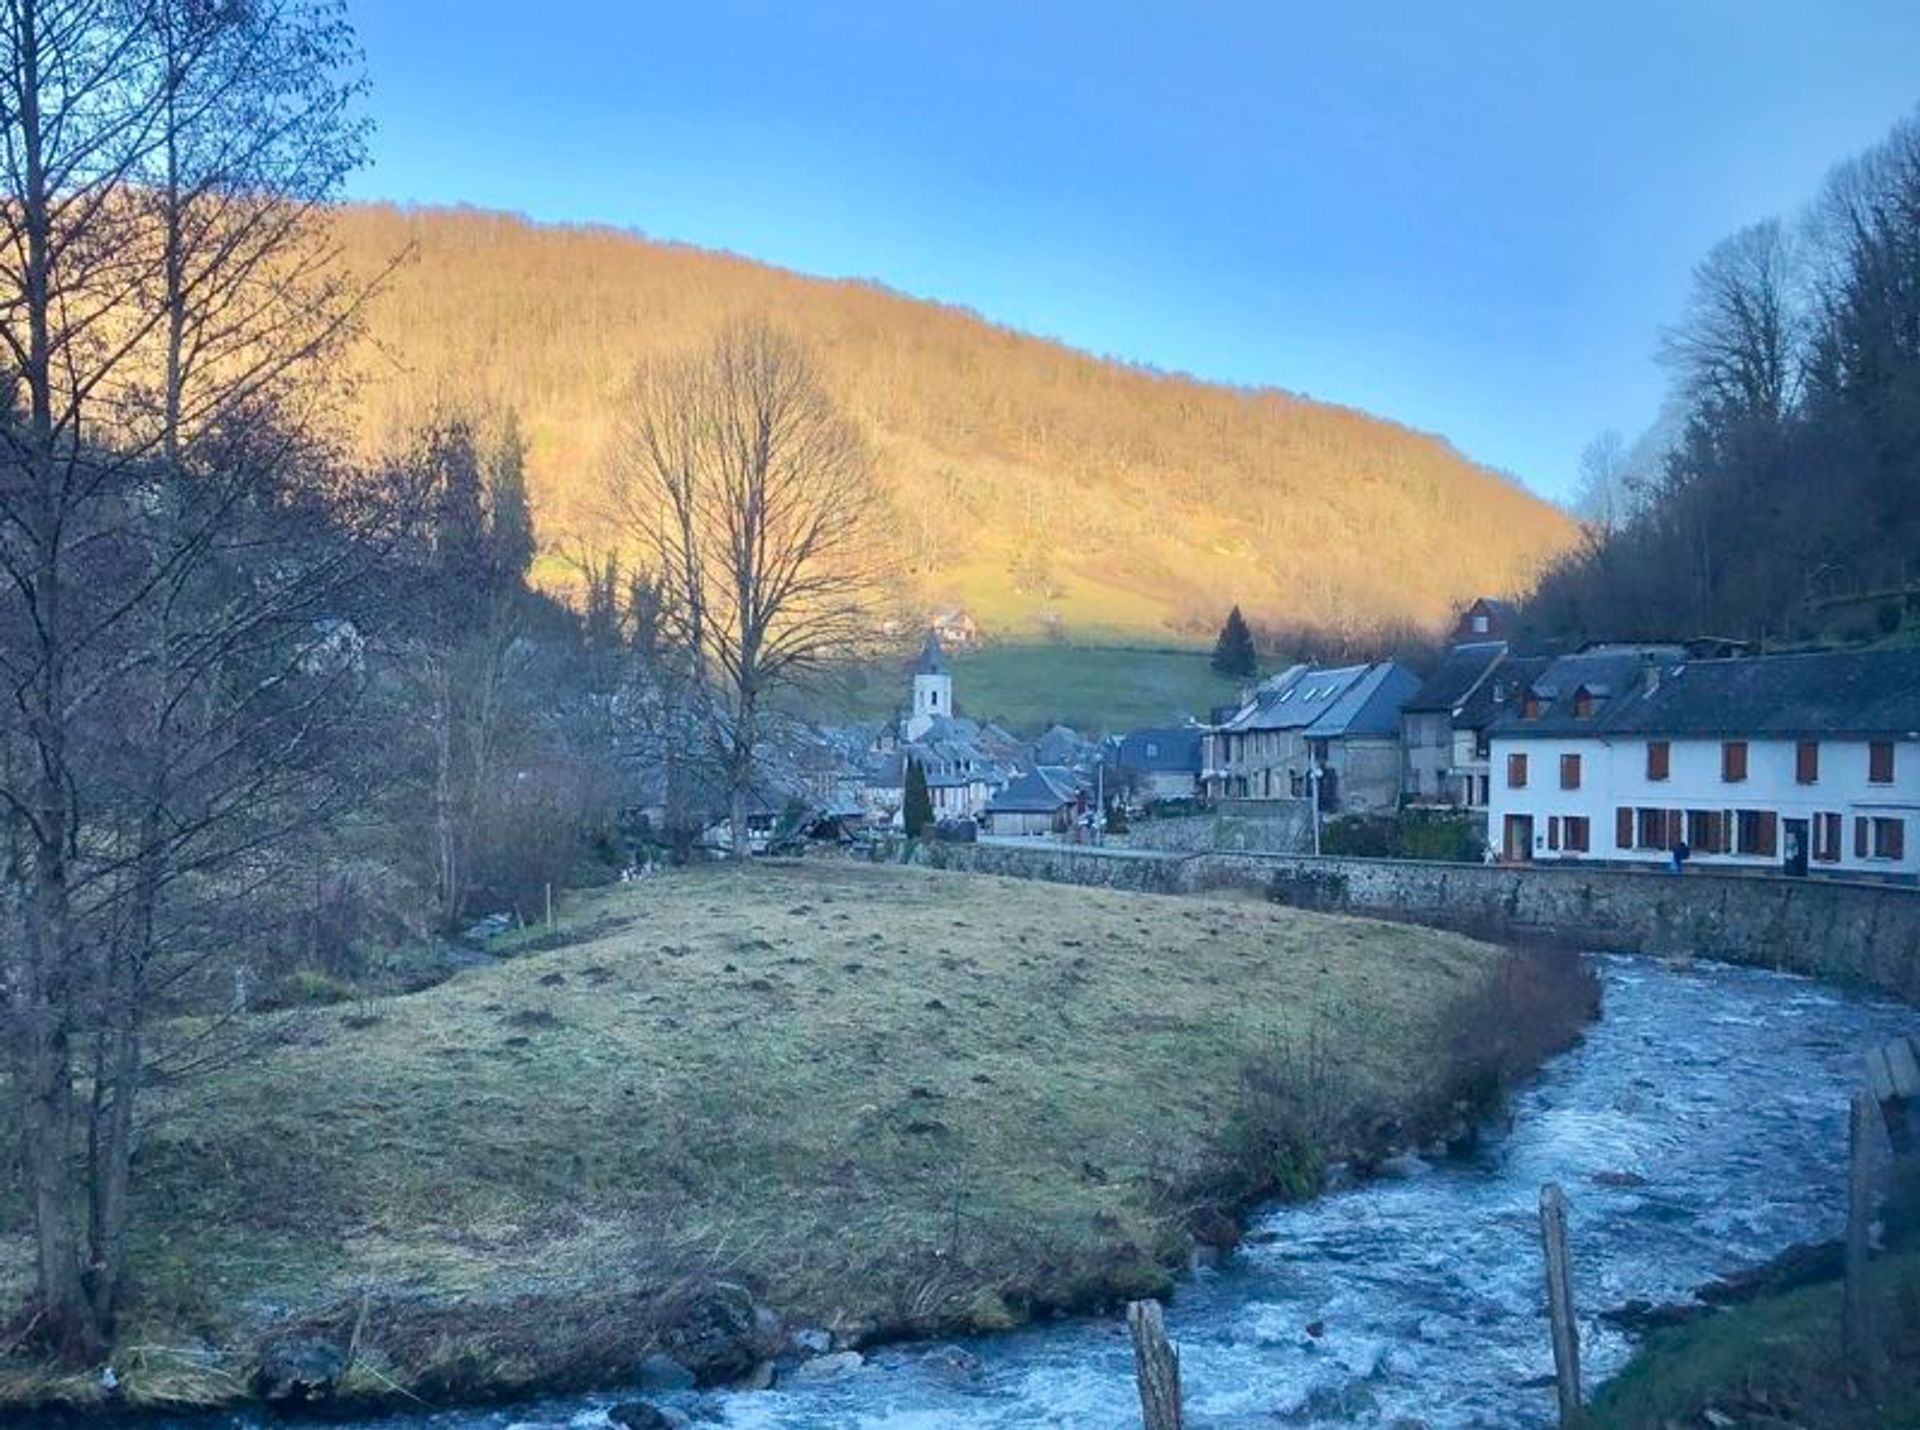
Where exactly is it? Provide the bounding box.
[810,640,1247,733]
[1,860,1581,1411]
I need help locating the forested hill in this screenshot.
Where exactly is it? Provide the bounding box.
[333,203,1575,641]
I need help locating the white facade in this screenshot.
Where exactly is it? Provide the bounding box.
[905,667,952,741]
[1488,732,1919,879]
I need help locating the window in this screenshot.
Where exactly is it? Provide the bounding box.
[1507,752,1528,788]
[1616,807,1634,849]
[1870,741,1896,785]
[1474,731,1491,760]
[1721,741,1748,783]
[931,690,939,707]
[1647,741,1670,781]
[1796,741,1819,784]
[1687,809,1725,855]
[1145,742,1159,758]
[1521,692,1541,720]
[1471,613,1490,634]
[1564,816,1591,853]
[1735,809,1777,857]
[1547,816,1560,851]
[1857,816,1869,860]
[1572,688,1595,719]
[1560,753,1582,789]
[1814,812,1842,863]
[1637,807,1669,850]
[1873,817,1906,861]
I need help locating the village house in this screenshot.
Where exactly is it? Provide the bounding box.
[1111,725,1205,804]
[1451,596,1517,644]
[1402,643,1548,817]
[1202,661,1422,814]
[1486,646,1920,880]
[984,765,1087,836]
[929,606,980,648]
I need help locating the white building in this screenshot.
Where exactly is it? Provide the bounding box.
[904,633,953,741]
[1487,647,1920,881]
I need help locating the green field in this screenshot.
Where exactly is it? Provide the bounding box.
[815,641,1247,734]
[0,861,1574,1413]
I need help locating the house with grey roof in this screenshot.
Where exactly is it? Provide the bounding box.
[1486,647,1920,879]
[1112,725,1205,803]
[984,765,1088,836]
[1401,642,1549,817]
[1202,661,1422,813]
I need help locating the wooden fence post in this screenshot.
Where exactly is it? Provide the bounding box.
[1844,1089,1877,1389]
[1126,1298,1183,1430]
[1539,1181,1582,1428]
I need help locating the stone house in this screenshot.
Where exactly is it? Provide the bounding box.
[1112,725,1205,804]
[1202,661,1422,814]
[1402,643,1548,815]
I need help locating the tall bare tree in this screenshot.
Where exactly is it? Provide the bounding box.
[0,0,373,1360]
[608,321,890,856]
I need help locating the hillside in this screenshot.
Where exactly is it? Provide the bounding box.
[333,204,1576,641]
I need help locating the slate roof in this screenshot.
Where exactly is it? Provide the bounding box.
[911,632,951,677]
[1404,642,1508,714]
[1309,662,1423,738]
[1621,648,1920,738]
[986,765,1084,813]
[1114,726,1204,773]
[1489,647,1920,740]
[1454,655,1550,731]
[1487,649,1673,736]
[1215,661,1419,738]
[1216,663,1369,733]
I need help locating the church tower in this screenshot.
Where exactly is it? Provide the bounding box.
[904,632,953,741]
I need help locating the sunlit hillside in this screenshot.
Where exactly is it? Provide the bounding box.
[334,204,1576,640]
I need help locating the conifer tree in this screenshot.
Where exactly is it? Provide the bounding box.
[904,758,936,837]
[489,410,538,582]
[1211,605,1258,678]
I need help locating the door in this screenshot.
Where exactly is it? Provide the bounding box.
[1783,818,1809,877]
[1503,814,1534,863]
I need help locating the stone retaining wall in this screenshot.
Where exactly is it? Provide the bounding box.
[909,842,1920,1001]
[1121,804,1314,855]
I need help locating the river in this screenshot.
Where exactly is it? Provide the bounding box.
[213,955,1917,1429]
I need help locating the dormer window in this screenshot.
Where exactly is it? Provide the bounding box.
[1472,613,1490,634]
[1572,688,1595,719]
[1521,692,1541,720]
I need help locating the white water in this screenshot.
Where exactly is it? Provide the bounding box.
[205,956,1918,1430]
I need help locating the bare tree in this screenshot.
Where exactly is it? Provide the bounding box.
[0,0,373,1360]
[608,321,890,856]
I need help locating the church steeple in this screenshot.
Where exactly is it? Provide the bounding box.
[905,632,953,740]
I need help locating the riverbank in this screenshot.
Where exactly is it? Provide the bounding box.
[1591,1246,1920,1427]
[0,861,1593,1416]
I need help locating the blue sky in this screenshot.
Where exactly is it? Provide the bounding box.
[345,2,1920,502]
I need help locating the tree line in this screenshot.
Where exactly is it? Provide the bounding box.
[0,0,887,1369]
[1525,112,1920,645]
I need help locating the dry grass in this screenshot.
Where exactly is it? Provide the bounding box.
[1,860,1568,1410]
[329,204,1576,643]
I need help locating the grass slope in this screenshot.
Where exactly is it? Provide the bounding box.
[332,203,1577,642]
[0,862,1547,1411]
[816,641,1246,732]
[1590,1250,1920,1429]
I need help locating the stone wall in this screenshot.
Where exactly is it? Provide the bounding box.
[910,842,1920,1001]
[1122,803,1314,854]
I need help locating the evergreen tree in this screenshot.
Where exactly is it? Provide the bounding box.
[489,409,538,583]
[903,758,935,837]
[1211,605,1257,678]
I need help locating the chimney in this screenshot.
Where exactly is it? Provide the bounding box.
[1641,653,1661,695]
